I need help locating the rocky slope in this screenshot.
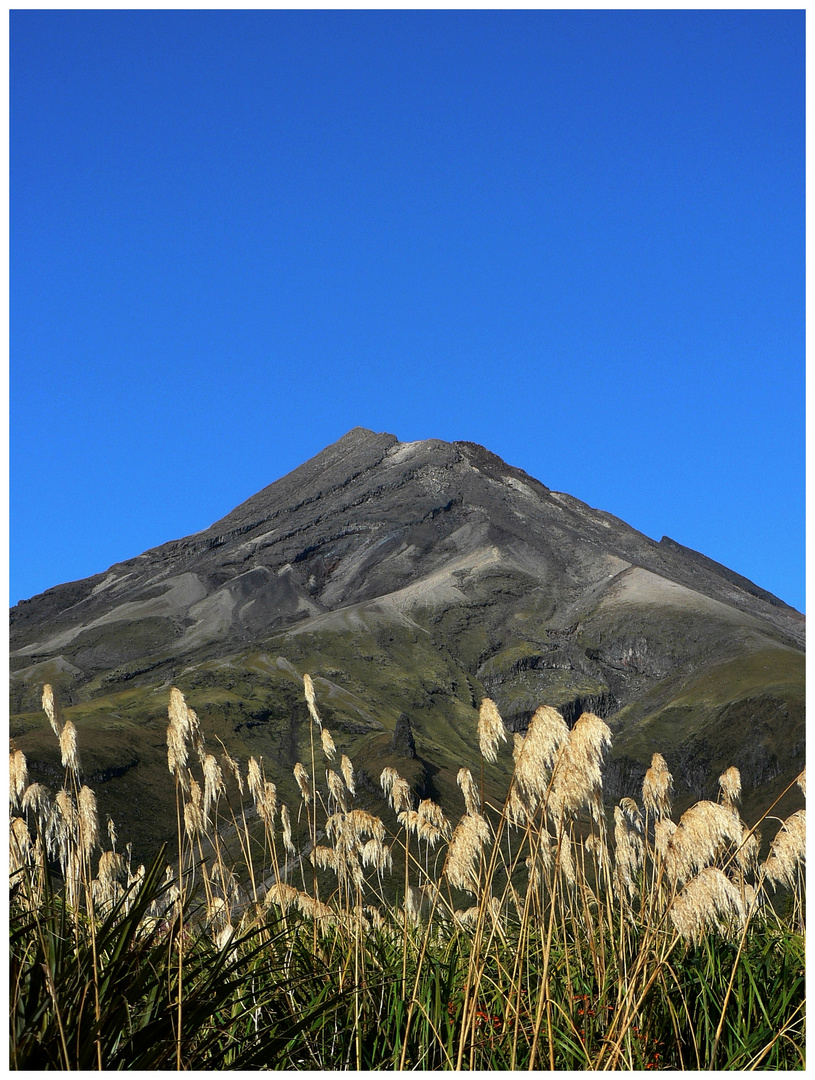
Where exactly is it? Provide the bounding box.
[10,428,805,856]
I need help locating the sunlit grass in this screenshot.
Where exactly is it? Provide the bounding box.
[10,680,805,1069]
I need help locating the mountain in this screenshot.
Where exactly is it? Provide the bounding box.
[10,428,805,857]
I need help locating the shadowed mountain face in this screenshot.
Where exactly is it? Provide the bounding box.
[10,428,805,857]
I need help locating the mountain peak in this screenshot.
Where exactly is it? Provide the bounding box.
[10,429,804,858]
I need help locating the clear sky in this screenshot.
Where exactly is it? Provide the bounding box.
[11,9,805,613]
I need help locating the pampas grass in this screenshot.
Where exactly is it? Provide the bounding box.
[9,682,805,1071]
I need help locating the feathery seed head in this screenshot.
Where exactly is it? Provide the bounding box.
[548,712,612,826]
[258,781,278,829]
[619,797,643,830]
[10,750,28,807]
[642,753,673,819]
[381,767,412,809]
[293,762,311,802]
[340,754,356,796]
[797,768,806,797]
[456,767,480,816]
[42,684,64,737]
[613,804,644,903]
[265,882,299,912]
[718,766,742,807]
[735,825,761,877]
[380,766,397,798]
[664,800,743,885]
[445,813,491,895]
[670,866,746,944]
[77,785,99,858]
[303,673,322,728]
[184,777,206,838]
[167,688,191,775]
[321,728,337,760]
[417,798,451,844]
[654,817,676,859]
[22,783,51,823]
[310,844,338,872]
[512,732,525,763]
[281,803,295,854]
[345,809,386,845]
[98,849,125,886]
[59,721,80,772]
[203,754,225,821]
[248,757,263,803]
[398,809,421,837]
[10,816,32,871]
[478,698,507,763]
[187,706,206,766]
[364,837,392,874]
[221,750,244,795]
[762,809,806,890]
[513,705,569,805]
[326,769,347,812]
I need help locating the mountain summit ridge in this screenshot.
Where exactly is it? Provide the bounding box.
[10,428,804,856]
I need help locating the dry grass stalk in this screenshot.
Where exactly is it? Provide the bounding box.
[525,835,554,890]
[321,729,337,760]
[303,673,322,728]
[664,801,743,885]
[457,767,480,816]
[718,766,742,808]
[42,684,64,737]
[762,809,806,890]
[642,753,673,819]
[669,866,745,944]
[478,698,507,764]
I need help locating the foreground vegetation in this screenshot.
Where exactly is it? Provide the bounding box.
[10,680,805,1069]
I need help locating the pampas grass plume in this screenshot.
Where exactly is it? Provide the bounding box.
[478,698,507,764]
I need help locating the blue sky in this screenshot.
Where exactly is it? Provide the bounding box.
[11,10,805,612]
